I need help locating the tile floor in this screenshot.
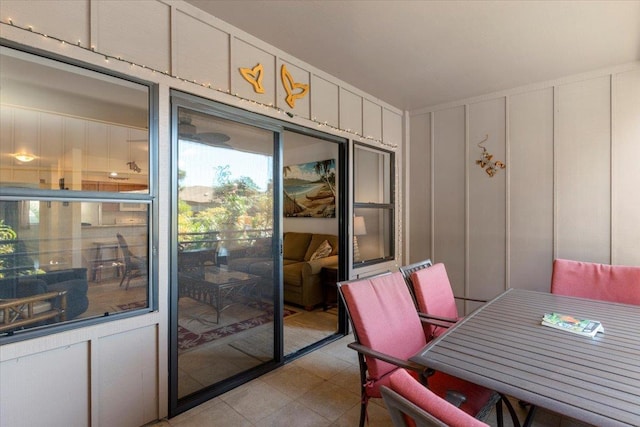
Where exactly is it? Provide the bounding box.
[149,334,594,427]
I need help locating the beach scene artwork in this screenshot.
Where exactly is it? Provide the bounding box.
[283,159,336,218]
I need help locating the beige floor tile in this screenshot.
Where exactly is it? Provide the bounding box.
[291,347,353,380]
[254,401,331,427]
[219,379,293,424]
[297,380,361,421]
[170,399,252,427]
[330,399,393,427]
[260,363,326,399]
[325,362,361,396]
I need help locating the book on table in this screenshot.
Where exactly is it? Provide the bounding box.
[541,312,604,338]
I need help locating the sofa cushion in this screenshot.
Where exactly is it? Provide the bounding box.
[283,232,312,261]
[304,234,339,261]
[310,240,333,260]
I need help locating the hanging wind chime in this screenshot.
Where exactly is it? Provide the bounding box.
[476,134,505,177]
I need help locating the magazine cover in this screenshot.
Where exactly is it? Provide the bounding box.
[541,313,604,338]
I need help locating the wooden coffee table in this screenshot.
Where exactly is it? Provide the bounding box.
[179,266,260,323]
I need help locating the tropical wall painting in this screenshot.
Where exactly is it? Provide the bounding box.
[283,159,336,218]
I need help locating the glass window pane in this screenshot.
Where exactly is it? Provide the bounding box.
[0,200,149,334]
[0,46,152,339]
[176,107,275,398]
[0,46,149,192]
[354,146,391,204]
[353,207,393,264]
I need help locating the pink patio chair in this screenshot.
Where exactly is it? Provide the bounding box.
[338,272,508,427]
[406,263,485,339]
[381,369,488,427]
[551,259,640,305]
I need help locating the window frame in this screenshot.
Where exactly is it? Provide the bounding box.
[0,41,158,344]
[352,143,395,267]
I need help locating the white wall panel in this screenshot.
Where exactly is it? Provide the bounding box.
[408,112,430,263]
[363,99,382,141]
[39,112,64,186]
[232,38,276,106]
[0,106,13,182]
[310,75,339,128]
[95,0,171,73]
[556,77,611,263]
[339,88,362,135]
[612,69,640,266]
[0,342,89,427]
[174,10,230,91]
[277,59,310,118]
[0,0,90,49]
[468,98,506,301]
[383,108,402,147]
[433,106,466,298]
[98,326,158,427]
[509,88,554,291]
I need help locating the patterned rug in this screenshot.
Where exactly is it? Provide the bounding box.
[116,300,148,311]
[177,298,297,352]
[117,298,298,352]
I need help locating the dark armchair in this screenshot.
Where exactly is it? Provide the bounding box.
[116,233,147,290]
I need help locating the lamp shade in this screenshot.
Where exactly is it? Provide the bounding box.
[354,216,367,236]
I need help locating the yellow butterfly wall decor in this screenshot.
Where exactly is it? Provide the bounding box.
[239,63,265,94]
[281,64,309,108]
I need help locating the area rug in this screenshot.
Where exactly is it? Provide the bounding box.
[178,297,297,352]
[116,300,148,311]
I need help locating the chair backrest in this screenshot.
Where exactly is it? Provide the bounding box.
[551,259,640,305]
[411,264,459,337]
[381,369,488,427]
[116,233,134,263]
[338,272,427,383]
[399,259,433,308]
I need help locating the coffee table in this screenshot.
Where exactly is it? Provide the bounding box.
[179,266,260,323]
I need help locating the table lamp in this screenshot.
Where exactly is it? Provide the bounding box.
[353,216,367,262]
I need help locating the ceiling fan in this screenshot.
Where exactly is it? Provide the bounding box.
[178,116,231,147]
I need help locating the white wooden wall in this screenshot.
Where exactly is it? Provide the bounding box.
[0,0,403,426]
[408,66,640,314]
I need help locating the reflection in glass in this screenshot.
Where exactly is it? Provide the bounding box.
[0,200,149,335]
[354,144,394,265]
[354,207,393,263]
[354,146,391,204]
[176,107,275,399]
[0,46,149,192]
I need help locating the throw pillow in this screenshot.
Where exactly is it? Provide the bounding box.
[310,240,332,261]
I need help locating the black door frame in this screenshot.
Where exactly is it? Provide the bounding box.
[169,90,349,416]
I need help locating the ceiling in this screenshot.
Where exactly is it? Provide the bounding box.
[184,0,640,111]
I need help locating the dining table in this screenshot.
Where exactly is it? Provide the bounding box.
[410,288,640,427]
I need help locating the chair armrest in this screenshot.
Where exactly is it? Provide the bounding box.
[302,255,339,275]
[418,312,458,325]
[347,341,427,374]
[0,290,67,332]
[454,296,486,303]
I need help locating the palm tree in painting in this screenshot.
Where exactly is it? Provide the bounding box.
[313,160,336,199]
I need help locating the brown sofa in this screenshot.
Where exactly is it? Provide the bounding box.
[227,232,338,309]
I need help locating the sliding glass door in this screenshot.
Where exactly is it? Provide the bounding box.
[171,97,281,414]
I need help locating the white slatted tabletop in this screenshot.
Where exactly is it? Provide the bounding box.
[410,288,640,427]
